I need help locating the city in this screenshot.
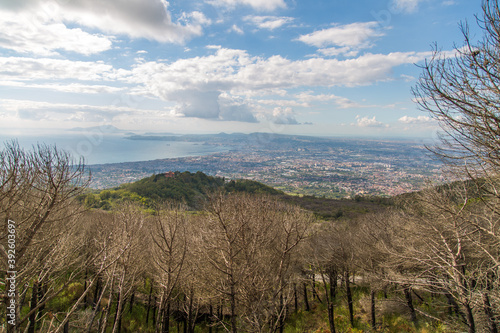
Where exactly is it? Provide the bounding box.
[89,133,447,198]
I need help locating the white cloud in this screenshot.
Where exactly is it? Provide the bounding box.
[206,0,286,11]
[244,16,294,30]
[0,98,183,128]
[229,24,244,35]
[333,96,366,109]
[218,93,258,122]
[271,107,299,125]
[296,22,387,56]
[294,92,365,109]
[391,0,425,13]
[125,48,432,121]
[398,115,433,124]
[0,81,124,94]
[0,99,140,123]
[0,47,434,124]
[400,74,415,82]
[0,57,119,81]
[0,0,208,44]
[256,99,308,107]
[317,47,360,58]
[295,92,337,102]
[0,10,112,56]
[355,115,384,127]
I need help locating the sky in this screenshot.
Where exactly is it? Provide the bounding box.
[0,0,482,138]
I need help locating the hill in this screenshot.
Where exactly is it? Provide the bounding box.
[79,171,284,210]
[79,171,389,218]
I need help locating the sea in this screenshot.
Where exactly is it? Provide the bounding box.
[0,132,230,165]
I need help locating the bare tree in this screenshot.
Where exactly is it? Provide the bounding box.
[412,0,500,178]
[0,141,90,333]
[150,203,188,333]
[197,192,312,333]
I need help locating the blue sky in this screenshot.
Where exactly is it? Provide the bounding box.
[0,0,481,138]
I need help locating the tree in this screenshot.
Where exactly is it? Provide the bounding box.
[150,203,188,333]
[0,141,90,333]
[198,192,312,333]
[412,2,500,330]
[412,0,500,178]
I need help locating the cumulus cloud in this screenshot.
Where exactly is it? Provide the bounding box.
[355,115,385,127]
[0,46,434,123]
[169,90,258,122]
[0,11,112,56]
[218,93,258,122]
[206,0,286,11]
[296,22,387,57]
[0,0,209,44]
[124,47,432,121]
[243,16,294,30]
[271,107,299,125]
[398,115,433,124]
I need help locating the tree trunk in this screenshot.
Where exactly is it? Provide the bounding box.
[146,283,153,325]
[209,304,213,333]
[230,282,237,333]
[303,282,310,311]
[27,282,38,333]
[483,292,498,333]
[162,301,170,333]
[129,290,135,314]
[311,274,318,301]
[94,276,102,309]
[38,283,45,319]
[111,290,123,333]
[152,296,157,329]
[84,269,89,307]
[293,284,298,313]
[278,292,285,333]
[187,290,195,333]
[344,271,354,328]
[464,302,476,333]
[403,286,417,327]
[326,269,337,333]
[370,289,376,329]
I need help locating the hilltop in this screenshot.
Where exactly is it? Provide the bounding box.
[79,171,283,210]
[79,170,389,218]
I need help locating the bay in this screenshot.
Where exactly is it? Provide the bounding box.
[0,133,230,165]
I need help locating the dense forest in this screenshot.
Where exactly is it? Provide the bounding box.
[3,1,500,332]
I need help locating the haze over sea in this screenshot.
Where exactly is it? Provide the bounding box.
[0,131,230,165]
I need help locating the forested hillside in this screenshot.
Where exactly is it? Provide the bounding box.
[78,171,284,211]
[3,141,500,333]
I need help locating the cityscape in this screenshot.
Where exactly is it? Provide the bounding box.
[89,133,447,198]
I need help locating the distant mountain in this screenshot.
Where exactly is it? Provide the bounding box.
[143,132,178,136]
[68,125,128,133]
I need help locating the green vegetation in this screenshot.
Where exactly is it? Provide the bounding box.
[78,171,284,210]
[78,171,390,222]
